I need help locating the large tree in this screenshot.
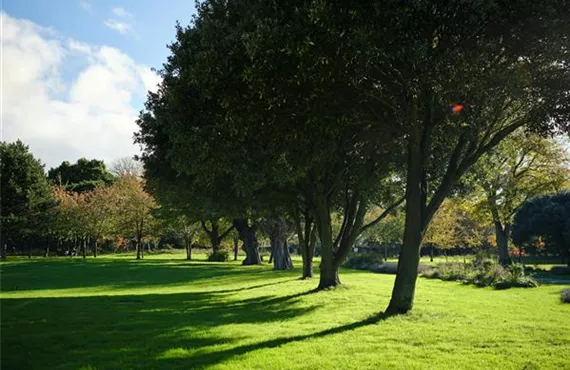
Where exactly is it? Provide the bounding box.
[366,1,570,314]
[0,140,54,258]
[135,0,402,286]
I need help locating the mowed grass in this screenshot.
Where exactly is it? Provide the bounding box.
[1,252,569,370]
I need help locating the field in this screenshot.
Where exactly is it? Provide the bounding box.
[1,252,569,370]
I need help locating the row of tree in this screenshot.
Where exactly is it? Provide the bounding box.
[134,0,570,314]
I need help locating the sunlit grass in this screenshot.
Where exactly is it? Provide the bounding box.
[1,253,569,369]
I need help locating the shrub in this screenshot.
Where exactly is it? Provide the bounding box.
[207,249,229,262]
[343,252,384,270]
[421,260,538,289]
[371,262,398,274]
[561,288,570,303]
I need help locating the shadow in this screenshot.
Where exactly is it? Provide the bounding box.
[1,288,322,370]
[0,258,299,292]
[162,312,391,369]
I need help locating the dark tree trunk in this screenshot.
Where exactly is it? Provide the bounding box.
[294,209,315,279]
[233,237,239,261]
[430,244,434,263]
[0,237,8,259]
[315,190,340,289]
[82,237,87,259]
[185,237,191,260]
[268,217,293,270]
[268,250,274,264]
[93,241,98,258]
[495,222,511,265]
[384,244,388,262]
[44,235,50,258]
[28,244,32,258]
[235,219,261,265]
[387,128,425,315]
[136,234,142,260]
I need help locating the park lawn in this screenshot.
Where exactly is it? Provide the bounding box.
[1,254,569,370]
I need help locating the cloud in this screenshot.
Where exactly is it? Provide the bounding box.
[105,7,134,35]
[103,19,131,34]
[1,12,161,169]
[79,0,91,11]
[112,7,132,18]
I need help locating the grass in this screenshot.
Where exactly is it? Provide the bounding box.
[1,252,569,370]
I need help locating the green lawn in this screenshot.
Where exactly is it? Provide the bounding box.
[1,253,569,370]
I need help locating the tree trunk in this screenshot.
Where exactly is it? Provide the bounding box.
[44,235,50,258]
[315,191,340,289]
[430,244,434,263]
[295,209,315,279]
[384,244,388,262]
[0,237,8,259]
[28,244,32,258]
[93,241,98,258]
[82,237,87,258]
[269,218,293,270]
[185,237,191,260]
[233,237,239,261]
[235,219,261,265]
[386,128,424,315]
[495,222,511,265]
[136,234,142,260]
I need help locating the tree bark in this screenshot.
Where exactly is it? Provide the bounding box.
[268,217,293,270]
[294,208,315,279]
[387,125,425,315]
[93,241,98,258]
[315,189,340,289]
[44,235,50,258]
[233,237,239,261]
[235,219,261,265]
[185,237,192,260]
[0,237,8,259]
[136,234,142,260]
[430,244,434,263]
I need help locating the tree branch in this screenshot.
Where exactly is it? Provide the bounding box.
[359,196,405,234]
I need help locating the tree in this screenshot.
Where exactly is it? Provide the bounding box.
[512,192,570,266]
[114,176,158,260]
[372,1,570,314]
[0,140,54,258]
[83,185,118,257]
[110,157,144,178]
[260,216,293,270]
[48,158,114,192]
[135,0,403,287]
[467,132,570,265]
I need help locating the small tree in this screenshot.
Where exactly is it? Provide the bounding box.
[114,176,158,260]
[468,132,569,265]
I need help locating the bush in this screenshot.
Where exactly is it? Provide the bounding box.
[343,252,384,270]
[207,249,229,262]
[421,260,538,289]
[561,288,570,303]
[370,262,398,274]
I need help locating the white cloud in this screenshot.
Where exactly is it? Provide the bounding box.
[1,12,161,169]
[103,19,131,34]
[112,7,132,18]
[79,0,91,12]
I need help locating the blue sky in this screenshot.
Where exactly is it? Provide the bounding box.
[3,0,195,70]
[2,0,196,169]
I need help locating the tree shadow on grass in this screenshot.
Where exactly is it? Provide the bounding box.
[161,312,391,369]
[0,288,321,370]
[0,258,298,292]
